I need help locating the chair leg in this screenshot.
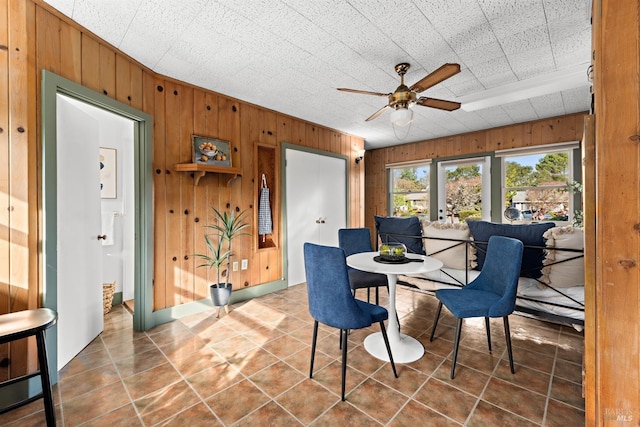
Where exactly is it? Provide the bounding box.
[35,330,55,427]
[430,301,443,342]
[484,317,492,352]
[375,287,379,305]
[503,316,515,374]
[310,320,318,378]
[339,329,343,349]
[451,318,463,379]
[366,287,371,303]
[340,328,348,401]
[379,321,398,378]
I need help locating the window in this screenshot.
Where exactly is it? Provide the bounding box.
[498,143,578,224]
[388,162,430,217]
[437,157,491,223]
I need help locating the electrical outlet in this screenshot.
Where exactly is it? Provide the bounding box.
[232,261,238,272]
[241,259,248,270]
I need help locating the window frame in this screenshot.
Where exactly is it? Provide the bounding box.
[386,160,432,218]
[497,142,579,224]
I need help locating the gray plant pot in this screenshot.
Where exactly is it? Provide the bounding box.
[210,283,232,307]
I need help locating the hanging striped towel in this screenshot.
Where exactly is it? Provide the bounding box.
[258,174,272,238]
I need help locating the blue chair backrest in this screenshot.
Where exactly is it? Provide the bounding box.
[303,243,373,330]
[466,235,524,317]
[338,228,372,257]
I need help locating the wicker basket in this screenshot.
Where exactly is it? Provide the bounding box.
[103,281,116,315]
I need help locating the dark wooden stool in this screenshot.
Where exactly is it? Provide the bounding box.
[0,308,58,426]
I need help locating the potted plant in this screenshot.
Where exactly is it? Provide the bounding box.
[194,207,250,316]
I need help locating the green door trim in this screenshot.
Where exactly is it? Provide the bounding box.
[41,70,154,381]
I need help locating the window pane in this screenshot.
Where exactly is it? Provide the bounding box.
[443,163,483,222]
[503,151,572,223]
[390,166,429,217]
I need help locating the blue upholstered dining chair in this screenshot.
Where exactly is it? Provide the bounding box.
[303,242,398,401]
[429,235,524,379]
[338,228,389,304]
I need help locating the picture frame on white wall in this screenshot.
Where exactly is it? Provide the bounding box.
[100,147,117,199]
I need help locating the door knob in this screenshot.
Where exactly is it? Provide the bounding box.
[97,234,107,240]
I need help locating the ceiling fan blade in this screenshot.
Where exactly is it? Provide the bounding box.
[416,97,461,111]
[337,88,389,97]
[365,105,390,121]
[410,63,461,93]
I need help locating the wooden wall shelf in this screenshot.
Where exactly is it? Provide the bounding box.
[174,163,242,185]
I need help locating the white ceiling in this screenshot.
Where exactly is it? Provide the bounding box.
[43,0,592,149]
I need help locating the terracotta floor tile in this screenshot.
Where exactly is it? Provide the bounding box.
[123,362,182,401]
[186,361,244,399]
[114,347,169,378]
[62,381,131,425]
[348,378,410,424]
[309,401,383,426]
[413,378,478,423]
[234,400,303,426]
[249,360,306,397]
[134,380,201,426]
[544,398,586,426]
[205,379,270,425]
[388,400,462,427]
[79,403,142,426]
[226,347,279,376]
[285,346,332,375]
[311,360,368,399]
[276,379,340,424]
[549,376,585,410]
[432,360,491,396]
[492,359,552,396]
[481,377,547,424]
[59,363,121,401]
[156,402,222,427]
[41,285,585,426]
[467,400,539,427]
[372,363,426,397]
[261,334,308,359]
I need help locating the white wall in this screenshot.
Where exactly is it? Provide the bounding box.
[66,98,135,300]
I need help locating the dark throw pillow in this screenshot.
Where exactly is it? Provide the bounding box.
[467,220,555,278]
[374,216,425,255]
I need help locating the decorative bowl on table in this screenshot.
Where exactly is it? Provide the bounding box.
[378,243,407,262]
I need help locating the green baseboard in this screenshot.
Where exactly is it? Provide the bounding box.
[150,279,288,328]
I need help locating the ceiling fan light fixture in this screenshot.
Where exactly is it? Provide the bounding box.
[390,107,413,127]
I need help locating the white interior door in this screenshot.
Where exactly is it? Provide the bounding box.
[56,94,104,370]
[285,149,346,286]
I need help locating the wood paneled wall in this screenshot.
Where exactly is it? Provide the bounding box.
[364,113,586,230]
[0,0,364,378]
[590,0,640,423]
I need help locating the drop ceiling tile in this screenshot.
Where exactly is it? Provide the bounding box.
[543,0,591,21]
[72,0,143,47]
[470,56,518,88]
[561,86,591,113]
[529,92,566,117]
[457,41,505,68]
[503,99,538,122]
[508,46,556,79]
[475,105,517,127]
[499,24,550,55]
[487,2,546,40]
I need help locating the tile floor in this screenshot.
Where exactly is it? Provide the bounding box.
[0,285,585,426]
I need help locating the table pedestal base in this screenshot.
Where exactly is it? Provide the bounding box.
[364,332,424,364]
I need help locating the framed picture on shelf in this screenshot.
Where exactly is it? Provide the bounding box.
[99,147,117,199]
[192,135,232,167]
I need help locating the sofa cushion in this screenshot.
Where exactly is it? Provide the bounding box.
[421,221,476,270]
[540,226,585,288]
[467,220,555,278]
[374,216,425,255]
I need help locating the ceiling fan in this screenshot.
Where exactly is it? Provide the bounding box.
[338,63,462,125]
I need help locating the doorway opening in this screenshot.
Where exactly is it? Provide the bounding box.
[41,71,154,382]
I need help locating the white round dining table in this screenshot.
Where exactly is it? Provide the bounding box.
[346,251,443,363]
